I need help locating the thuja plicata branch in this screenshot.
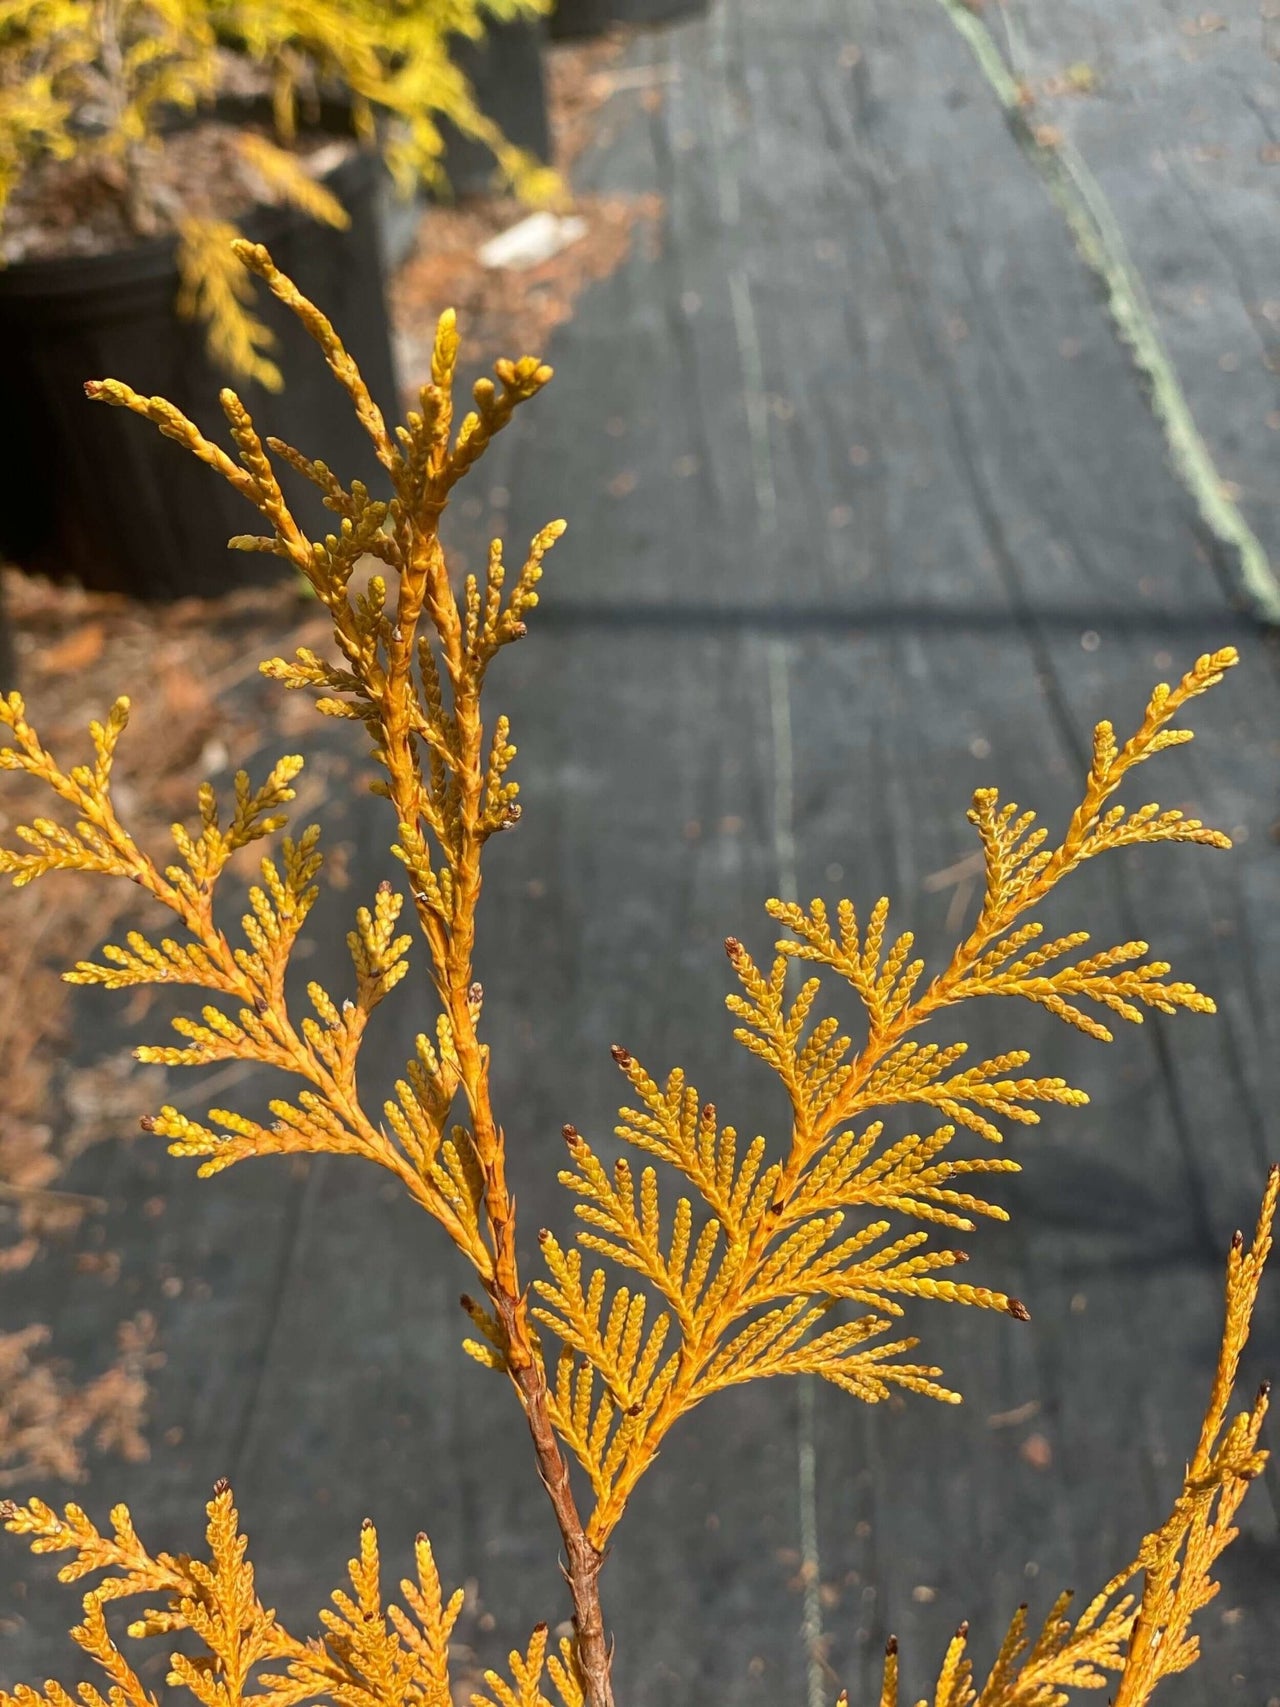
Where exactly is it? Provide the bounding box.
[0,240,1270,1707]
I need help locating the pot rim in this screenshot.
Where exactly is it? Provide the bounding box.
[0,96,374,300]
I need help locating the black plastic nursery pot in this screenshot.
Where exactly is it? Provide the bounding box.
[0,581,13,691]
[438,16,553,197]
[549,0,706,39]
[0,135,399,601]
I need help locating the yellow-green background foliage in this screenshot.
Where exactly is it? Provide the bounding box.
[0,0,557,383]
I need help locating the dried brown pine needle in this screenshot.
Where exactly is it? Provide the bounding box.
[0,1314,155,1487]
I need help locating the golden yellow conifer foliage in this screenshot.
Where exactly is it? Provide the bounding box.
[0,244,1270,1707]
[0,0,557,384]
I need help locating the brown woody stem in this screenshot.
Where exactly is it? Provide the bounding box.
[450,972,614,1704]
[497,1292,616,1707]
[382,486,616,1707]
[447,977,615,1705]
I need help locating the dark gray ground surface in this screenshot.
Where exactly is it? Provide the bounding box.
[4,2,1280,1702]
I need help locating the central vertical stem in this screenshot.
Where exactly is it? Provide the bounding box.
[501,1311,616,1707]
[412,619,616,1707]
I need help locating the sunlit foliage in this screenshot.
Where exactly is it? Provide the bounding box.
[0,245,1267,1707]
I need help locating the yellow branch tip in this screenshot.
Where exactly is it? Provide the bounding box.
[230,239,272,275]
